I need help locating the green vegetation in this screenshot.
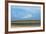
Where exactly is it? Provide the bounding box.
[11,20,40,27]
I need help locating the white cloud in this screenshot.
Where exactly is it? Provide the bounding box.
[21,14,32,18]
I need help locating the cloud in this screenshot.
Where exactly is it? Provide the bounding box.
[21,14,32,18]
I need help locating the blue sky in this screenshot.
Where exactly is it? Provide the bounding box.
[11,6,41,21]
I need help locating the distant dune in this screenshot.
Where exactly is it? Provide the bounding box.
[11,20,40,23]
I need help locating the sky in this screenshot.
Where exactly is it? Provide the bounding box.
[11,5,41,21]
